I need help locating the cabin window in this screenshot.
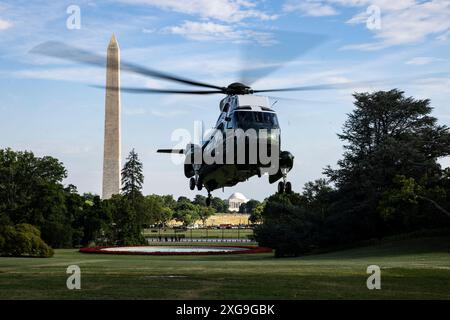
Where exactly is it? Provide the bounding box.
[234,111,279,130]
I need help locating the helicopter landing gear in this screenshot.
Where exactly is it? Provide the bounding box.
[278,181,284,193]
[189,177,196,190]
[277,168,293,194]
[206,191,212,207]
[190,169,203,191]
[285,181,292,194]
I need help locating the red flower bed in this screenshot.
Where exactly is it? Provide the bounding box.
[79,245,272,256]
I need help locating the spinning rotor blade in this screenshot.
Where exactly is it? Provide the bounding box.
[263,95,329,104]
[157,149,185,154]
[31,40,449,100]
[91,85,224,95]
[253,72,450,94]
[239,30,328,86]
[30,41,225,90]
[253,83,366,93]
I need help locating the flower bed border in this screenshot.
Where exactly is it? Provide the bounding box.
[79,245,272,256]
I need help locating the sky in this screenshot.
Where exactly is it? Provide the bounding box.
[0,0,450,201]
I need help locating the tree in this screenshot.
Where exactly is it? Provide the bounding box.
[192,195,207,207]
[0,224,54,257]
[302,179,333,203]
[239,199,260,213]
[145,194,173,227]
[326,90,450,187]
[103,195,146,245]
[0,149,67,225]
[323,89,450,240]
[72,194,110,247]
[116,149,148,245]
[211,197,228,212]
[174,201,199,227]
[64,185,86,246]
[121,149,144,199]
[254,193,323,257]
[379,175,450,233]
[0,148,72,248]
[161,195,177,209]
[158,207,174,228]
[255,90,450,257]
[198,206,215,227]
[302,179,334,219]
[249,202,265,224]
[177,196,191,205]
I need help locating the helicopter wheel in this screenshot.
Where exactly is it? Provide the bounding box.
[189,177,196,190]
[278,181,285,194]
[197,181,203,191]
[285,181,292,194]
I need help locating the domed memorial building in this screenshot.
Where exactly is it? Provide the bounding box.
[228,192,249,212]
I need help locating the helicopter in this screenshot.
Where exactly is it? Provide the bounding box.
[156,82,295,206]
[30,38,404,206]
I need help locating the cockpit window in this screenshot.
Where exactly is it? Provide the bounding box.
[234,111,279,130]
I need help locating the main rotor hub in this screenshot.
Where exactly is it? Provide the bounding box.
[225,82,253,95]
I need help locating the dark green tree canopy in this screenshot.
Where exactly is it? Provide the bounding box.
[121,149,144,198]
[239,199,260,213]
[211,197,228,213]
[256,90,450,257]
[174,201,199,226]
[192,194,207,207]
[0,148,72,247]
[325,89,450,190]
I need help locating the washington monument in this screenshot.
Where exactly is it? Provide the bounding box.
[102,34,121,199]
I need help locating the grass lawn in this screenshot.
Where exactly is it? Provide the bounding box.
[0,236,449,300]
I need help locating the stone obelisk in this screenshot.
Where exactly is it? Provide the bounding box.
[102,34,121,199]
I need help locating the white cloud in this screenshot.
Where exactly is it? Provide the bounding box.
[285,1,450,50]
[149,109,188,117]
[340,42,388,51]
[437,30,450,41]
[11,66,171,88]
[413,77,450,94]
[123,106,187,117]
[11,66,162,91]
[345,10,370,25]
[0,18,12,30]
[123,107,147,115]
[142,28,156,34]
[116,0,277,22]
[13,67,104,84]
[283,0,339,17]
[405,57,443,65]
[166,20,277,45]
[342,0,450,50]
[168,21,237,41]
[330,0,415,11]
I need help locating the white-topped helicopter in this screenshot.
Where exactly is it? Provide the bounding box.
[157,83,295,206]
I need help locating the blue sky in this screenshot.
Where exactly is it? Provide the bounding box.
[1,0,450,200]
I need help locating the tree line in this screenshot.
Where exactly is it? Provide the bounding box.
[255,90,450,257]
[0,148,229,256]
